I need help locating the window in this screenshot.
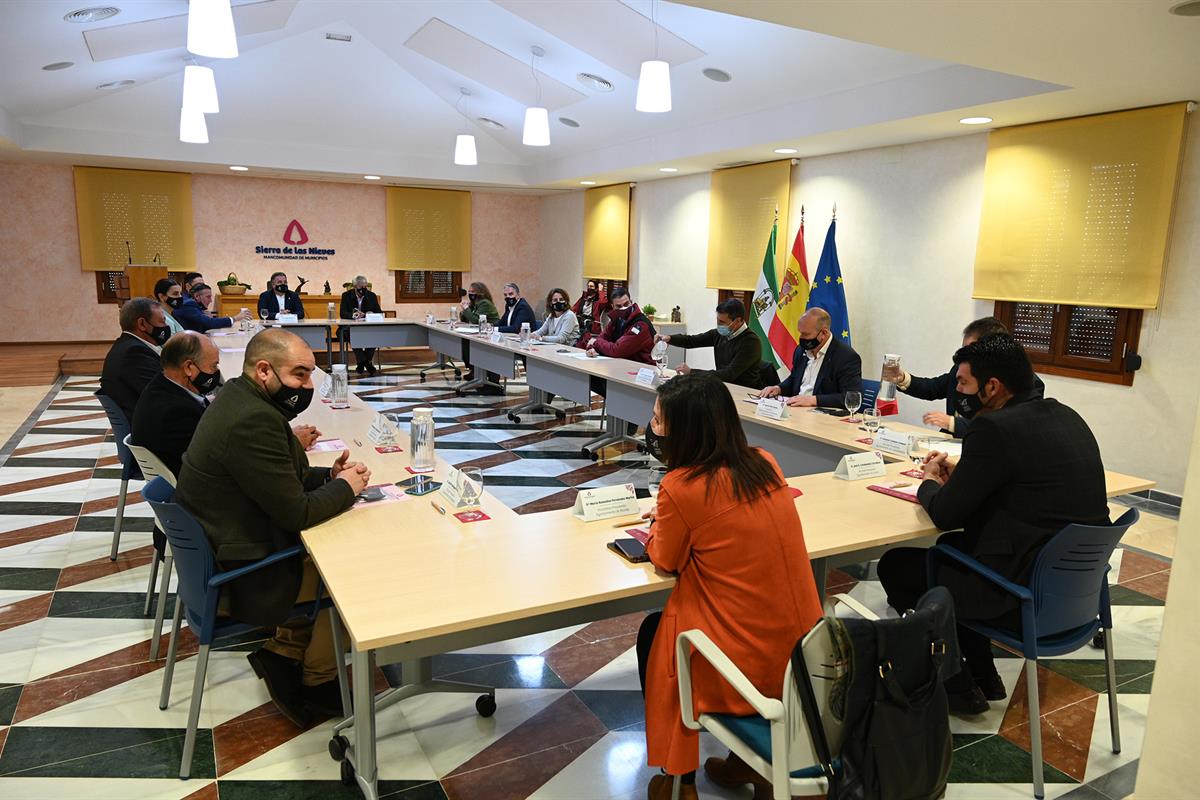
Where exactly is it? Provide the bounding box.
[596,278,627,300]
[717,288,753,308]
[95,271,129,304]
[993,301,1142,386]
[394,270,462,303]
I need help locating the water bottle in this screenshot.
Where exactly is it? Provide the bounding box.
[239,307,250,331]
[330,364,350,409]
[519,321,531,348]
[410,407,436,471]
[879,353,901,402]
[448,306,457,326]
[327,302,336,321]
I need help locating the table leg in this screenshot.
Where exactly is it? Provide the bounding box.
[351,648,378,800]
[811,557,827,604]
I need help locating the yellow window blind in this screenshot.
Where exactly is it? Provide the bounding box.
[973,103,1189,309]
[73,166,196,272]
[385,187,472,272]
[583,183,632,280]
[706,160,790,290]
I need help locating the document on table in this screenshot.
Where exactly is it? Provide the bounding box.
[569,353,611,360]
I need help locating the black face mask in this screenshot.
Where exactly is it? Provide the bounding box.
[356,286,367,296]
[165,296,184,310]
[467,293,478,304]
[191,366,221,395]
[587,288,597,297]
[504,297,516,307]
[267,367,313,420]
[798,335,822,351]
[274,283,288,294]
[551,301,567,313]
[960,383,991,415]
[150,324,171,346]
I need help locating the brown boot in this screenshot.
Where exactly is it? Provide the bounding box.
[704,751,772,799]
[646,773,699,800]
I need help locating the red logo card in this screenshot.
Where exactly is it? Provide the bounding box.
[789,487,803,498]
[624,527,651,544]
[454,510,490,523]
[375,445,404,454]
[406,466,435,474]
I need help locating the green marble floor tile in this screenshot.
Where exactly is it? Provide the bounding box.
[48,591,175,619]
[948,734,1074,784]
[217,779,447,799]
[0,726,215,778]
[1108,585,1164,607]
[0,683,22,726]
[0,567,60,591]
[1041,660,1156,693]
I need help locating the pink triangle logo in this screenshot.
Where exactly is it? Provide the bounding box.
[283,219,309,245]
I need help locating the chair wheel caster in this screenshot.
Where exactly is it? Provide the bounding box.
[454,371,462,379]
[580,447,591,457]
[555,411,566,420]
[1092,630,1106,649]
[328,734,349,762]
[509,415,520,424]
[340,758,356,786]
[589,451,599,462]
[476,693,497,718]
[419,375,426,383]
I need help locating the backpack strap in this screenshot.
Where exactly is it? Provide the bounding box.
[792,629,841,800]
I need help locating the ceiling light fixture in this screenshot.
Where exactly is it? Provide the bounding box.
[576,73,614,92]
[658,167,678,173]
[64,6,120,23]
[179,106,208,144]
[522,46,550,147]
[773,147,798,154]
[477,117,505,129]
[187,0,239,59]
[229,165,249,171]
[580,180,597,185]
[325,33,352,42]
[959,116,993,125]
[558,117,580,128]
[702,67,732,83]
[42,61,74,71]
[96,80,135,89]
[363,175,381,180]
[1169,0,1200,15]
[453,88,478,166]
[636,0,671,113]
[182,64,219,113]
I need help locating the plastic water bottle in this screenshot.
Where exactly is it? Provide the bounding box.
[327,302,336,321]
[519,321,531,348]
[879,354,901,402]
[410,407,436,472]
[330,364,350,409]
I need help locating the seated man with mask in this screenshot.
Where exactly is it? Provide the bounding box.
[758,306,862,408]
[258,272,306,320]
[176,284,250,332]
[132,331,220,478]
[176,328,371,726]
[497,282,536,333]
[654,298,763,389]
[99,297,170,421]
[340,275,383,375]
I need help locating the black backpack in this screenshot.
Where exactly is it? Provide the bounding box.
[793,586,958,800]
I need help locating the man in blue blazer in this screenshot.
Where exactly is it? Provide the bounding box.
[496,282,537,333]
[759,306,863,408]
[257,272,306,320]
[176,284,249,332]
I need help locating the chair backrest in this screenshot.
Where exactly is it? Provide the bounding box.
[124,434,177,487]
[782,618,845,769]
[1031,507,1140,637]
[96,394,136,474]
[759,361,782,389]
[859,379,880,411]
[142,476,215,632]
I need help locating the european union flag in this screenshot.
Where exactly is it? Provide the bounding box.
[805,219,851,347]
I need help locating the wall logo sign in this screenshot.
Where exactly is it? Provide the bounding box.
[256,219,336,260]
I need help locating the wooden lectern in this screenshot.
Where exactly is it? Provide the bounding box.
[124,265,169,300]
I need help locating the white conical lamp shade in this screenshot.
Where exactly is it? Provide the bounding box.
[522,107,550,146]
[179,106,209,144]
[454,134,478,165]
[187,0,239,59]
[183,65,219,114]
[635,59,671,113]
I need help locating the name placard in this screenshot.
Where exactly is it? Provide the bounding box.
[872,428,911,457]
[277,313,299,324]
[756,397,789,420]
[572,483,641,522]
[439,467,482,510]
[634,367,658,386]
[489,330,504,344]
[364,312,385,322]
[318,376,331,398]
[833,451,887,481]
[367,413,397,446]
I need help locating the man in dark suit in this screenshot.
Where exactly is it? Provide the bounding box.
[131,332,219,478]
[176,284,249,332]
[339,275,383,375]
[887,316,1045,437]
[758,306,862,408]
[257,272,306,320]
[876,334,1109,714]
[99,297,169,420]
[497,282,537,333]
[176,329,371,726]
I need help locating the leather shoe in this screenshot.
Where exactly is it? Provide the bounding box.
[247,649,308,727]
[366,364,377,377]
[705,752,772,799]
[947,686,990,715]
[646,774,698,800]
[974,671,1007,701]
[302,679,347,718]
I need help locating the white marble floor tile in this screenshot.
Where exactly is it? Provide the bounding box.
[28,617,160,681]
[0,589,49,608]
[0,618,47,683]
[453,624,587,657]
[0,777,207,800]
[943,784,1077,799]
[948,658,1026,736]
[56,562,175,595]
[0,479,93,504]
[1053,606,1162,661]
[0,532,74,569]
[483,459,594,478]
[1084,693,1149,782]
[65,530,154,567]
[484,486,567,510]
[573,647,641,692]
[0,515,71,536]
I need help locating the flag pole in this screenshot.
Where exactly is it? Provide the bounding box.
[801,204,804,224]
[832,202,837,221]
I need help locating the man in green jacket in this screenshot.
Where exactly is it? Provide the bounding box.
[655,298,764,389]
[176,329,371,726]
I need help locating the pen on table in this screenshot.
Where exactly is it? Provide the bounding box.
[353,439,363,447]
[430,500,447,515]
[610,517,644,529]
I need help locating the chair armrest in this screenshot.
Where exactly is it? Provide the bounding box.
[676,629,784,732]
[825,593,878,621]
[208,545,306,588]
[927,545,1033,603]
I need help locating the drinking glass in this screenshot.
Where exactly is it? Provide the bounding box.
[651,340,669,376]
[843,390,862,422]
[458,467,483,508]
[647,466,667,500]
[906,434,928,470]
[862,407,881,436]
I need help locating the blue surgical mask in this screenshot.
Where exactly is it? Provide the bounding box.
[716,324,732,337]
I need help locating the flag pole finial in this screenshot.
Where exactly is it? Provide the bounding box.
[832,202,837,220]
[801,204,805,224]
[774,204,779,222]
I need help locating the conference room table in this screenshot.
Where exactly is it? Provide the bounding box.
[211,328,1154,800]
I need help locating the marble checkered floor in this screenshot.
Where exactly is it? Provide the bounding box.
[0,368,1171,799]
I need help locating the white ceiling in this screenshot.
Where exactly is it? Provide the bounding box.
[2,0,1186,190]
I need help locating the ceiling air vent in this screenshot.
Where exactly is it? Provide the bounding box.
[326,33,352,42]
[64,6,120,23]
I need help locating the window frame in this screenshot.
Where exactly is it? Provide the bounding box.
[993,301,1142,386]
[393,270,463,303]
[95,271,129,305]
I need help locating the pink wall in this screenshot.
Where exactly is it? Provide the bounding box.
[0,162,544,343]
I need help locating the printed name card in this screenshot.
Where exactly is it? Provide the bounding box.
[489,330,504,343]
[872,428,911,457]
[367,413,397,446]
[572,483,641,522]
[318,376,332,398]
[277,313,299,324]
[755,397,789,420]
[833,451,887,481]
[634,367,658,386]
[439,467,482,510]
[364,312,385,322]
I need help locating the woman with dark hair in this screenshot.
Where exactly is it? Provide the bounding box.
[153,278,186,336]
[637,371,823,800]
[531,288,579,344]
[459,281,499,326]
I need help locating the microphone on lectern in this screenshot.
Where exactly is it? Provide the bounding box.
[125,241,132,265]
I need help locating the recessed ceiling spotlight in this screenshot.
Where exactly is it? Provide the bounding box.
[1170,0,1200,15]
[325,32,352,42]
[559,117,580,128]
[580,180,597,185]
[477,117,505,129]
[959,116,993,125]
[576,73,614,92]
[42,62,74,71]
[658,167,678,173]
[363,175,381,180]
[702,67,732,83]
[96,79,135,89]
[229,165,249,171]
[773,147,798,154]
[64,6,120,23]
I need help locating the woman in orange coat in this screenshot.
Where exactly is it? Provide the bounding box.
[637,371,824,800]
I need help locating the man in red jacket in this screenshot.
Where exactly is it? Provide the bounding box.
[579,287,655,364]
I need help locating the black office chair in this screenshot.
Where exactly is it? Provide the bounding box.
[759,361,781,389]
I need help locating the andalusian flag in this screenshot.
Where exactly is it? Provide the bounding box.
[748,222,796,373]
[773,218,810,376]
